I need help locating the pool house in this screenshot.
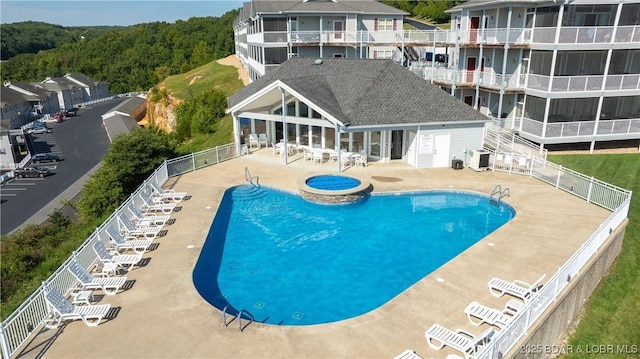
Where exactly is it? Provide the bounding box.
[227,58,491,170]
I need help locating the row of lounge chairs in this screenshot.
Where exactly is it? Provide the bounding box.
[400,274,545,359]
[43,182,189,329]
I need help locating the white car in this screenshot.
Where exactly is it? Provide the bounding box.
[26,126,51,135]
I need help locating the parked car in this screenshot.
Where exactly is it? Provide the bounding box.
[26,126,51,135]
[65,108,78,116]
[32,153,62,163]
[14,165,51,178]
[40,114,61,123]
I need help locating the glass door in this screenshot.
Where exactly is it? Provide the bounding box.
[369,131,381,160]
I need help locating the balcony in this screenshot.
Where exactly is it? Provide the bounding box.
[527,74,640,93]
[412,64,526,90]
[244,25,640,48]
[531,26,640,44]
[520,117,640,142]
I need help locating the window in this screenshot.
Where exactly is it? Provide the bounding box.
[375,50,393,59]
[299,102,309,118]
[377,18,394,31]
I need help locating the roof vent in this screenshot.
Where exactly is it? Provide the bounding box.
[313,59,323,65]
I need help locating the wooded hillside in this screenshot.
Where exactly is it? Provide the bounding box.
[0,10,239,93]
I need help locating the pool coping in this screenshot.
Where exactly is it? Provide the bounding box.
[297,173,372,203]
[17,151,614,359]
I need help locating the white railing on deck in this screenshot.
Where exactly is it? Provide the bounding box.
[0,144,239,359]
[0,141,632,358]
[520,117,640,139]
[251,25,639,47]
[476,155,631,358]
[527,74,640,92]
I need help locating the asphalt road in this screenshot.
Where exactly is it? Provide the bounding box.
[404,19,438,31]
[0,98,128,235]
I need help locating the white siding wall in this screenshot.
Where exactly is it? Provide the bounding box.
[414,123,485,169]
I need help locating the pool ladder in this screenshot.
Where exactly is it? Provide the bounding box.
[245,166,259,187]
[222,305,254,333]
[490,184,510,206]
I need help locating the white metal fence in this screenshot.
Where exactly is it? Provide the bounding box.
[475,155,631,358]
[0,144,238,359]
[0,141,632,358]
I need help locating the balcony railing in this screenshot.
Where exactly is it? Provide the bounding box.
[520,117,640,138]
[532,25,640,44]
[528,73,640,92]
[244,25,640,47]
[410,69,639,93]
[412,65,525,89]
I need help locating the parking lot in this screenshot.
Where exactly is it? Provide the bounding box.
[1,98,128,235]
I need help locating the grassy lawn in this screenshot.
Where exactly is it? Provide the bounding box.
[548,153,639,358]
[163,61,243,101]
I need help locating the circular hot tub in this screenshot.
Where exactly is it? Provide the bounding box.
[298,174,371,204]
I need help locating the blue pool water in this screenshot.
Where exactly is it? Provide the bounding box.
[193,185,515,325]
[305,175,361,191]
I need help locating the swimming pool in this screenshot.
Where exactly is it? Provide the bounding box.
[193,185,515,325]
[306,175,361,190]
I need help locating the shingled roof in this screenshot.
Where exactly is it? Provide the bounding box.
[240,0,407,21]
[228,58,489,127]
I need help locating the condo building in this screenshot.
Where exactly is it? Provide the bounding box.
[233,0,640,151]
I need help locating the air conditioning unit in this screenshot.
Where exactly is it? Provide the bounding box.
[469,150,490,171]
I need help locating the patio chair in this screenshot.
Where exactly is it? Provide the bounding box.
[425,323,494,359]
[272,142,284,157]
[44,287,111,328]
[464,301,515,329]
[139,192,177,215]
[394,349,423,359]
[487,274,546,302]
[93,240,143,272]
[117,213,162,240]
[355,150,368,167]
[128,203,170,227]
[148,182,187,203]
[258,133,268,148]
[248,133,260,148]
[106,225,154,255]
[312,149,324,164]
[302,147,313,162]
[328,150,338,163]
[69,260,127,295]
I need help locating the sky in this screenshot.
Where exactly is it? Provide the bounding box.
[1,0,245,27]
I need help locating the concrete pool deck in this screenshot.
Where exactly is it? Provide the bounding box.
[18,148,613,359]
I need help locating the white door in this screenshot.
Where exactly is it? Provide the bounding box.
[433,134,451,167]
[406,130,417,167]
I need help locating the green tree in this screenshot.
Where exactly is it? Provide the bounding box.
[190,41,214,68]
[77,128,176,219]
[174,89,228,139]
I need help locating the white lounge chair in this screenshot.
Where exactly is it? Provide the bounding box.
[248,133,260,148]
[106,226,153,255]
[258,133,268,148]
[139,192,177,214]
[93,240,143,272]
[117,214,162,239]
[425,324,494,359]
[394,349,423,359]
[487,274,546,301]
[69,260,127,295]
[464,301,515,329]
[44,288,111,328]
[148,182,187,203]
[128,203,170,227]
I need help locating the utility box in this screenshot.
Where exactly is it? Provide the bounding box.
[469,150,490,171]
[451,159,464,170]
